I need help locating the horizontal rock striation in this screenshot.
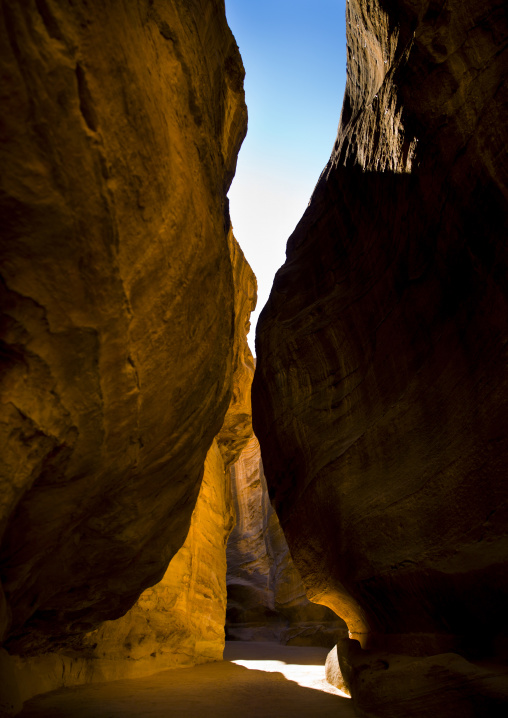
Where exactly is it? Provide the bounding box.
[253,0,508,712]
[226,435,346,646]
[0,0,247,661]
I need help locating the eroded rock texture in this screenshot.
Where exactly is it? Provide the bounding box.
[9,440,233,700]
[226,435,346,646]
[8,233,256,702]
[253,0,508,713]
[326,637,508,717]
[216,231,257,470]
[0,0,247,663]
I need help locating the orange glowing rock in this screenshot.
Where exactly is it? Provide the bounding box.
[0,0,254,703]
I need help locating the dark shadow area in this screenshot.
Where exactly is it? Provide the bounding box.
[18,654,357,718]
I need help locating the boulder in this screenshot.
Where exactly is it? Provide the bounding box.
[326,638,508,718]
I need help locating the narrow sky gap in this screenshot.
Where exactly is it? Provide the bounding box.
[225,0,347,353]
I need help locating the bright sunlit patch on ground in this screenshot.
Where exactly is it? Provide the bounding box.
[230,659,351,698]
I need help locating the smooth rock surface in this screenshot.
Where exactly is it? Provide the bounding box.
[226,436,346,646]
[0,0,247,657]
[253,0,508,712]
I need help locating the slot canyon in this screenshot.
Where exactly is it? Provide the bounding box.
[0,0,507,716]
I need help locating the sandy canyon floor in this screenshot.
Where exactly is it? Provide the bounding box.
[19,642,357,717]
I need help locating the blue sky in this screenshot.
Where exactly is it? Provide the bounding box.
[224,0,347,352]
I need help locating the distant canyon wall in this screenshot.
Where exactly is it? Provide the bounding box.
[253,0,508,714]
[0,0,254,708]
[226,435,346,647]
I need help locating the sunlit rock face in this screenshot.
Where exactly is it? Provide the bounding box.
[92,439,234,672]
[0,0,247,661]
[226,435,347,646]
[7,233,256,702]
[253,0,508,711]
[216,232,258,471]
[9,440,233,701]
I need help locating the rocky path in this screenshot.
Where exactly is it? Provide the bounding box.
[19,642,357,717]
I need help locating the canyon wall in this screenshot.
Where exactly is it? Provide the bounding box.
[7,232,256,705]
[0,0,253,708]
[253,0,508,714]
[226,435,346,647]
[9,439,233,702]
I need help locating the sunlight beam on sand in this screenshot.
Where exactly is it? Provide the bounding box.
[230,659,351,698]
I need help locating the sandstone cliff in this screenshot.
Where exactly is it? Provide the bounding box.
[82,438,235,676]
[0,0,248,673]
[9,439,233,702]
[217,231,257,471]
[226,435,346,647]
[7,232,256,704]
[253,0,508,714]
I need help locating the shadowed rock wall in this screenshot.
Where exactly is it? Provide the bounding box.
[0,0,248,670]
[226,435,347,646]
[253,0,508,713]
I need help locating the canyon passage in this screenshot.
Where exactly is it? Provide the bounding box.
[1,1,508,717]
